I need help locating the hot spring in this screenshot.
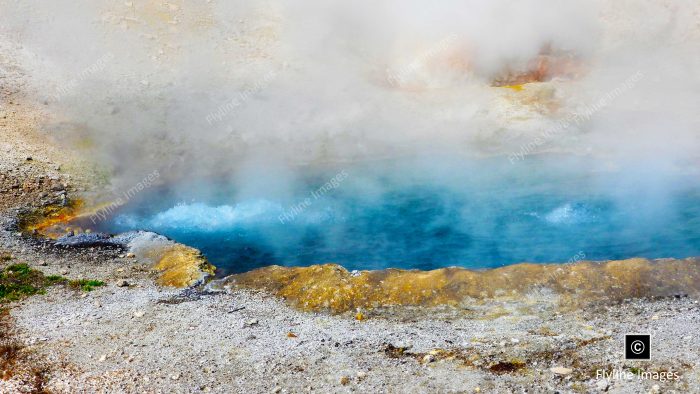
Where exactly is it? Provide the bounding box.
[97,154,700,275]
[6,0,699,277]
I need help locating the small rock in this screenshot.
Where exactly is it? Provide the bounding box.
[244,319,259,327]
[126,252,136,258]
[651,315,659,320]
[25,156,32,161]
[287,332,297,338]
[133,310,145,318]
[98,354,107,362]
[356,371,367,380]
[651,384,660,392]
[118,280,130,287]
[596,379,609,391]
[550,366,572,375]
[510,338,520,343]
[339,376,350,386]
[170,373,180,380]
[422,354,435,363]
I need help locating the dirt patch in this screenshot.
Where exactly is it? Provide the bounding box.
[0,309,51,393]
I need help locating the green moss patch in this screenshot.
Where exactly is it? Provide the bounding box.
[0,263,105,303]
[68,279,105,292]
[0,264,48,302]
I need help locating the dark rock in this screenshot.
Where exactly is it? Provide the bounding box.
[55,232,113,247]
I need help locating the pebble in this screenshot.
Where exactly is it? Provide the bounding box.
[596,379,609,391]
[422,354,435,363]
[550,366,572,375]
[118,280,130,287]
[357,371,367,380]
[170,373,180,380]
[98,354,107,362]
[244,319,259,327]
[133,310,145,318]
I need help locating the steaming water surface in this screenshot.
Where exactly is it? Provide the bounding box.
[101,156,700,274]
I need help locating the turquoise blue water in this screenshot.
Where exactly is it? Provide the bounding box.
[100,155,700,275]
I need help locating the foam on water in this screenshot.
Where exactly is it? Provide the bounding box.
[543,203,595,225]
[119,201,284,232]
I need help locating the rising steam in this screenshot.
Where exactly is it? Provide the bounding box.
[1,0,699,196]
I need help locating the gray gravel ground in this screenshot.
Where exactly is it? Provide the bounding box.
[2,253,699,394]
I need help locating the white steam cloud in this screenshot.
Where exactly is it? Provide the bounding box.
[1,0,699,196]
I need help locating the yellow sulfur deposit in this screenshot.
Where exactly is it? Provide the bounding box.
[501,84,526,91]
[224,258,700,313]
[147,244,215,287]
